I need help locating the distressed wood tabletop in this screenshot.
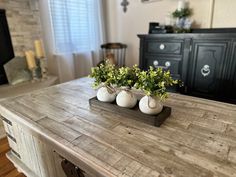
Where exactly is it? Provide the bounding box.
[0,78,236,177]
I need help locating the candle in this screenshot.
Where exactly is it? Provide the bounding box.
[34,40,45,58]
[178,0,186,11]
[25,51,36,69]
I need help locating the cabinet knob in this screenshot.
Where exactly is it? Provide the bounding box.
[159,44,165,50]
[153,60,171,69]
[165,61,171,67]
[153,60,159,67]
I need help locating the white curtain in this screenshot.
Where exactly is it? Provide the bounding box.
[49,0,106,82]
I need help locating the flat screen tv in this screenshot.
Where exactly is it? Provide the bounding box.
[0,9,14,85]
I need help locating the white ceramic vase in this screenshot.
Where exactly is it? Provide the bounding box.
[97,86,116,103]
[139,96,163,115]
[116,89,137,108]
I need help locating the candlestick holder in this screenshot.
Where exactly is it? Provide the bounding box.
[39,57,48,80]
[30,67,40,83]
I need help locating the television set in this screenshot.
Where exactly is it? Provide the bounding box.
[0,9,14,85]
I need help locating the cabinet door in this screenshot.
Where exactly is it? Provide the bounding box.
[229,42,236,101]
[188,40,230,96]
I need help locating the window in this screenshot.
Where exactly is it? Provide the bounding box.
[49,0,102,54]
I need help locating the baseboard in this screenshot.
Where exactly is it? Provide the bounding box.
[6,151,38,177]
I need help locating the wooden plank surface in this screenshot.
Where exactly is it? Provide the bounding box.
[0,78,236,177]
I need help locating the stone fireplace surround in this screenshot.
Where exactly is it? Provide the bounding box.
[0,0,42,85]
[0,0,42,57]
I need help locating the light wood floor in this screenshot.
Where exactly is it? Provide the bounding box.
[0,138,26,177]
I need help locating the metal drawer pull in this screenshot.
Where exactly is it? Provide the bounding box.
[11,149,21,159]
[159,44,165,50]
[1,117,12,126]
[153,60,171,69]
[201,65,210,77]
[6,132,16,143]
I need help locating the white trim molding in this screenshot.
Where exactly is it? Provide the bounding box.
[208,0,215,28]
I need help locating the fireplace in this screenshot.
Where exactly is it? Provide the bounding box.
[0,9,14,85]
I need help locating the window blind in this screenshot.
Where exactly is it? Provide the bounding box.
[49,0,98,54]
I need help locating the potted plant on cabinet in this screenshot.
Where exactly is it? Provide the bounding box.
[115,65,140,108]
[89,60,116,102]
[172,2,193,33]
[135,66,178,115]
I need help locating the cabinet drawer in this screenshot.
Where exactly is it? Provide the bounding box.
[146,56,182,78]
[8,137,19,153]
[1,116,14,136]
[1,116,12,126]
[1,116,19,146]
[146,40,182,54]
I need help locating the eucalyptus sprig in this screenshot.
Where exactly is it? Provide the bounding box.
[89,60,116,88]
[90,61,179,100]
[115,65,140,88]
[135,67,178,100]
[172,8,192,18]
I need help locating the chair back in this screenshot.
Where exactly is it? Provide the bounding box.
[101,43,127,67]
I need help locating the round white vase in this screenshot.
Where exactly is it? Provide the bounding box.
[139,96,163,115]
[116,90,137,108]
[97,87,116,103]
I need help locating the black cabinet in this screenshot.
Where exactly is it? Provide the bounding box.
[138,30,236,104]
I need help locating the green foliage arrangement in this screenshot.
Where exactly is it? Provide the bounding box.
[115,65,140,88]
[135,67,178,100]
[172,8,192,18]
[90,61,178,100]
[89,60,116,88]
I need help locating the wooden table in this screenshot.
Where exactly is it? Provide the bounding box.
[0,75,58,139]
[0,78,236,177]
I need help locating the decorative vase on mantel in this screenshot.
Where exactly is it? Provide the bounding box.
[175,17,192,32]
[172,0,193,33]
[116,87,137,108]
[139,95,163,115]
[96,85,116,103]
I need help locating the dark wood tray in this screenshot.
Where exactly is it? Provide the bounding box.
[89,97,171,127]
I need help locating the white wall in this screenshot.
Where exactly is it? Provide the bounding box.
[213,0,236,28]
[105,0,236,66]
